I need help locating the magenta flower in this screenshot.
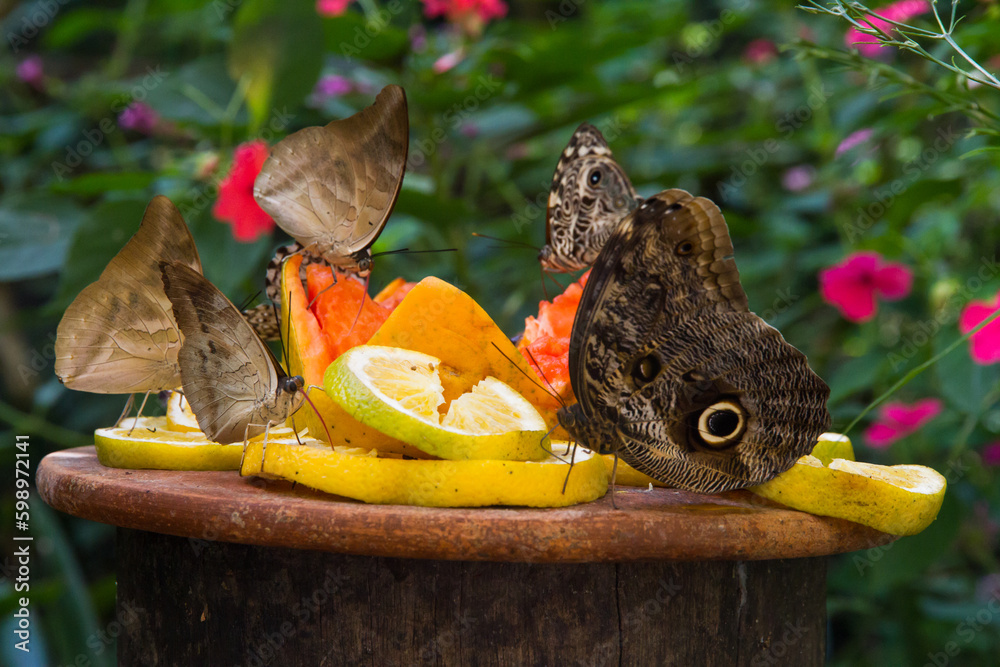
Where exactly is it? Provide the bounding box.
[16,55,44,90]
[743,39,777,65]
[835,128,874,157]
[959,290,1000,365]
[863,398,942,449]
[819,251,913,322]
[432,49,465,74]
[981,443,1000,466]
[118,102,160,134]
[845,0,931,58]
[317,0,353,16]
[314,74,353,99]
[781,165,814,192]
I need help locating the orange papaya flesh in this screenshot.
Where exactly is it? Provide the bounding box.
[281,256,430,458]
[306,264,392,361]
[367,277,564,431]
[518,270,590,403]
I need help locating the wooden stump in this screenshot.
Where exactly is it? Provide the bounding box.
[118,528,825,666]
[38,448,894,666]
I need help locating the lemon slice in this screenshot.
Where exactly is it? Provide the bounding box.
[94,416,313,471]
[750,455,946,536]
[240,438,607,507]
[325,345,550,461]
[165,391,201,432]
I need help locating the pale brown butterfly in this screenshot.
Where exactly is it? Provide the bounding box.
[559,190,830,494]
[55,195,202,396]
[160,262,307,446]
[243,84,409,341]
[539,123,641,273]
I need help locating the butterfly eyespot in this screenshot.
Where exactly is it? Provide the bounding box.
[588,169,602,186]
[631,355,661,385]
[695,399,747,449]
[675,241,694,256]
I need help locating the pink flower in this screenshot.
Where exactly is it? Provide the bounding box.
[835,128,874,157]
[16,55,44,90]
[212,141,274,243]
[422,0,507,33]
[314,74,353,99]
[433,49,465,74]
[819,251,913,322]
[743,39,778,65]
[317,0,352,16]
[781,165,814,192]
[959,290,1000,364]
[118,102,160,134]
[845,0,931,58]
[981,443,1000,466]
[863,398,942,448]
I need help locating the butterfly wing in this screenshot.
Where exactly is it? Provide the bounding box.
[565,190,830,493]
[54,195,202,394]
[161,262,302,444]
[541,123,640,272]
[253,84,408,270]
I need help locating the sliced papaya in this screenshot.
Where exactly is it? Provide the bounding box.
[280,255,429,458]
[368,277,564,430]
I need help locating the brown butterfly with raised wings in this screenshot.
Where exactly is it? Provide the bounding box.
[558,189,831,493]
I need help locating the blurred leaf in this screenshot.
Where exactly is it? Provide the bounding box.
[50,172,157,196]
[42,9,124,49]
[229,0,324,132]
[0,195,85,281]
[322,12,409,62]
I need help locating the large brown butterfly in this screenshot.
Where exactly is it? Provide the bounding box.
[245,84,409,339]
[539,123,641,273]
[160,262,305,444]
[558,190,831,493]
[54,195,202,394]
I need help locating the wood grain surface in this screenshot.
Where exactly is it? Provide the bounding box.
[37,447,896,563]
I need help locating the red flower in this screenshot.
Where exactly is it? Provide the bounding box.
[422,0,507,33]
[317,0,352,16]
[212,141,274,243]
[959,290,1000,365]
[819,251,913,322]
[863,398,942,449]
[845,0,930,58]
[743,39,777,65]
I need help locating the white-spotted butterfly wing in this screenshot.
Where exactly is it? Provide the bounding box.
[540,123,640,273]
[160,262,304,444]
[55,195,202,394]
[559,190,831,493]
[253,84,408,277]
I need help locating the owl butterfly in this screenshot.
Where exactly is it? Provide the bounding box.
[245,84,408,340]
[559,190,831,494]
[539,123,641,273]
[55,195,202,402]
[160,262,306,445]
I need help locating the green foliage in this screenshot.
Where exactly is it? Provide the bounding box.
[1,0,999,664]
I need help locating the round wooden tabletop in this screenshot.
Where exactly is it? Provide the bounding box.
[37,446,896,563]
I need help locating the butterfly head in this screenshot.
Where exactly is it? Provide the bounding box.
[279,374,306,396]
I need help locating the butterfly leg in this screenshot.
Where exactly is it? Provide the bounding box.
[115,393,136,428]
[126,391,152,436]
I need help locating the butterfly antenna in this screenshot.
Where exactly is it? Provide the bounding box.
[275,298,289,367]
[302,385,334,447]
[238,289,264,312]
[539,424,570,463]
[471,233,541,251]
[126,391,152,436]
[370,247,458,259]
[523,346,567,409]
[489,342,565,409]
